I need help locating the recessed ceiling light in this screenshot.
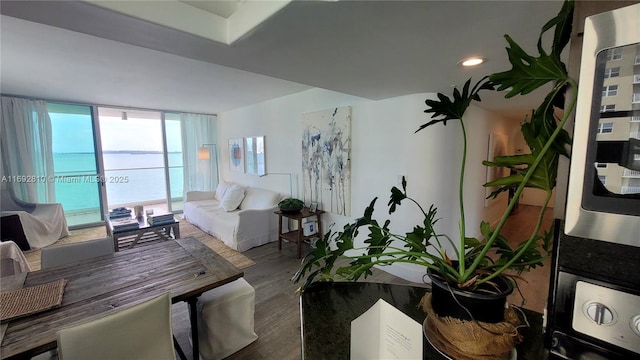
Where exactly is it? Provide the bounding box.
[459,57,486,67]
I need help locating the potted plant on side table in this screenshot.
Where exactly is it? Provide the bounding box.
[293,1,577,358]
[277,198,304,213]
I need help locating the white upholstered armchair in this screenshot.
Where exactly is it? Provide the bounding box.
[0,182,69,250]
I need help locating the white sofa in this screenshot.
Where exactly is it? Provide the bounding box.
[183,181,286,252]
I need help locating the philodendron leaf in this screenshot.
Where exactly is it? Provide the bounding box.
[484,1,573,201]
[404,226,429,258]
[363,198,378,221]
[540,0,574,58]
[292,230,339,285]
[490,1,573,98]
[490,36,567,98]
[364,220,392,256]
[464,237,481,247]
[420,77,494,131]
[484,96,571,200]
[388,186,406,214]
[479,221,510,251]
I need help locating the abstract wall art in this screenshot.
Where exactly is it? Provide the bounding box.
[229,138,245,173]
[302,106,351,216]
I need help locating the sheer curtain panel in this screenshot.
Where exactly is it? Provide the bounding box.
[0,97,55,203]
[180,113,217,193]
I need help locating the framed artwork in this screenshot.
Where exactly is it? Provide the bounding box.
[244,136,266,176]
[309,202,318,212]
[229,138,245,173]
[302,106,351,216]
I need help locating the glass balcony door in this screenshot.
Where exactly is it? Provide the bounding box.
[48,103,104,227]
[98,107,176,213]
[164,113,184,212]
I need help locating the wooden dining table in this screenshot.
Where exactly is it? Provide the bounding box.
[0,237,243,360]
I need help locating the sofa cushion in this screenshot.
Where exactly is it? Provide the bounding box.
[239,187,282,210]
[220,185,245,212]
[215,181,232,201]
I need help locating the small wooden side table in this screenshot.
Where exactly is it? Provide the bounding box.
[275,207,325,259]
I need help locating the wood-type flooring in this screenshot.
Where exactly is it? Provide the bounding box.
[173,204,553,360]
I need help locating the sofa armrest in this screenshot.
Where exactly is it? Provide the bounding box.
[185,191,216,202]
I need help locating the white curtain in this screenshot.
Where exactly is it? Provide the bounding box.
[180,113,218,193]
[0,97,55,203]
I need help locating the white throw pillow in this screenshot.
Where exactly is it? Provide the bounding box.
[215,181,232,201]
[220,185,245,212]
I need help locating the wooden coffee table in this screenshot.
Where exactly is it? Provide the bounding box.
[106,215,180,251]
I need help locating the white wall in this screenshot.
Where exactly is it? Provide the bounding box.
[218,88,515,283]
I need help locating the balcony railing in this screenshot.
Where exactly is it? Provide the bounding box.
[623,169,640,177]
[632,116,640,122]
[103,166,183,207]
[621,186,640,194]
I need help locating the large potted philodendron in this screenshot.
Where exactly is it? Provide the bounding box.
[293,0,577,358]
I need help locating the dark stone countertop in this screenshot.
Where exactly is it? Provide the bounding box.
[300,282,548,360]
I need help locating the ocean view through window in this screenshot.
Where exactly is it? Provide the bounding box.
[98,108,183,213]
[49,103,102,226]
[48,104,185,227]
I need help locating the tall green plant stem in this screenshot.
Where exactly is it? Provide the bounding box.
[487,188,553,272]
[466,78,578,285]
[458,120,468,278]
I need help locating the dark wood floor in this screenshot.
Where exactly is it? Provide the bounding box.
[172,204,553,360]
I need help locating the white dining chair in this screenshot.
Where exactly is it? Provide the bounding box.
[40,237,114,269]
[57,292,176,360]
[1,240,31,276]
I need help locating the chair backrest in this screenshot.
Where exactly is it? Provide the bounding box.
[0,181,36,212]
[57,292,176,360]
[40,238,114,270]
[0,240,31,276]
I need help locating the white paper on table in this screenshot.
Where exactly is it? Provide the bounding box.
[350,298,422,360]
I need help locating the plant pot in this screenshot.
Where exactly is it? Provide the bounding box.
[278,199,304,213]
[279,207,302,214]
[427,268,514,323]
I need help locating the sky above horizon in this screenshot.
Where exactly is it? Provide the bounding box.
[51,114,182,153]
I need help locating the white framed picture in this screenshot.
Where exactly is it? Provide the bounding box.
[244,135,266,176]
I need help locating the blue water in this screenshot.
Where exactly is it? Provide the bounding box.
[53,152,183,212]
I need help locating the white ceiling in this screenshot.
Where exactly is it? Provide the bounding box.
[181,0,243,18]
[0,0,566,120]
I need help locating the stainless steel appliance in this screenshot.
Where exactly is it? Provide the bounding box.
[547,3,640,359]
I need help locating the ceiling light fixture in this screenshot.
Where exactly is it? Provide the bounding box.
[459,57,486,67]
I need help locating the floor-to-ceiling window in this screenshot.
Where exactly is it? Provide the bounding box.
[47,103,103,227]
[97,107,171,212]
[44,103,209,228]
[164,113,184,211]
